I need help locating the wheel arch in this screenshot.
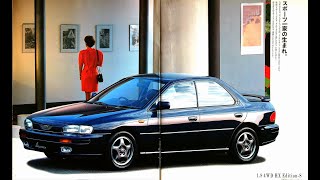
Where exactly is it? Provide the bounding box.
[228,122,260,148]
[105,126,139,169]
[110,126,141,152]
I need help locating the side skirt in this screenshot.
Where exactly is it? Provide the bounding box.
[140,148,229,155]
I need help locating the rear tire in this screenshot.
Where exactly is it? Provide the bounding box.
[229,127,259,163]
[106,131,137,170]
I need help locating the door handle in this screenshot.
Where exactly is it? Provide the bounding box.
[188,116,198,121]
[234,113,243,118]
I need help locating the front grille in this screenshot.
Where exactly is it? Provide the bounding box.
[33,122,63,134]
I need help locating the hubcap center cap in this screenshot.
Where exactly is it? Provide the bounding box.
[118,147,127,157]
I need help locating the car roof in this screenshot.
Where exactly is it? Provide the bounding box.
[131,73,217,82]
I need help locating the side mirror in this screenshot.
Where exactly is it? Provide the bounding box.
[157,101,170,110]
[150,101,170,111]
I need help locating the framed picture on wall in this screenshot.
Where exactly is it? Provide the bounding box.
[129,24,139,51]
[60,24,79,53]
[22,23,35,53]
[240,3,264,55]
[96,24,113,52]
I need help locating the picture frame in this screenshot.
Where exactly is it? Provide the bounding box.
[60,24,79,53]
[240,3,264,55]
[22,23,35,53]
[96,24,113,52]
[129,24,139,51]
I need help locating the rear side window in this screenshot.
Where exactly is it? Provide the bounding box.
[196,81,235,107]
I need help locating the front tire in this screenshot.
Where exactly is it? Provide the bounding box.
[229,127,259,163]
[106,131,137,169]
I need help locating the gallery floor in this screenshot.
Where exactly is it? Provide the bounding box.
[12,121,307,180]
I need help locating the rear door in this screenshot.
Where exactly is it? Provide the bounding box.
[195,80,246,149]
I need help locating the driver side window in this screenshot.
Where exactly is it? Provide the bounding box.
[161,81,197,109]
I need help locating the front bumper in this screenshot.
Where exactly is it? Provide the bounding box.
[19,129,111,156]
[259,124,279,145]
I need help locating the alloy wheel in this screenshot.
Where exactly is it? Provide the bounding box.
[236,131,257,160]
[110,136,134,168]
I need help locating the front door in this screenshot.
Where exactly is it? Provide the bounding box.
[159,81,200,152]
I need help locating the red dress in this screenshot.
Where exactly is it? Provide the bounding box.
[78,47,104,92]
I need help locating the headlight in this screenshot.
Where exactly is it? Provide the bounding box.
[63,125,93,134]
[24,119,33,129]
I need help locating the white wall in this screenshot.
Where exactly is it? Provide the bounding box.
[13,0,36,105]
[13,0,140,105]
[220,0,265,95]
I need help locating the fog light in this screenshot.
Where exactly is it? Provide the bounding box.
[23,141,29,147]
[60,146,72,153]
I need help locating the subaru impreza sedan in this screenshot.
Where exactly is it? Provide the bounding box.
[19,73,279,169]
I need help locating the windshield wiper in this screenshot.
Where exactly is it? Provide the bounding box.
[93,102,137,109]
[93,102,109,107]
[113,105,138,109]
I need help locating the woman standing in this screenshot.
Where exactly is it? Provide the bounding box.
[78,35,104,101]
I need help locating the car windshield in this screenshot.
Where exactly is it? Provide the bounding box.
[88,77,165,109]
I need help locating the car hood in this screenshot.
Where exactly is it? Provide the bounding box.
[28,102,142,125]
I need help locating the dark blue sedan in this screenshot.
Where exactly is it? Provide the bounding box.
[19,73,279,169]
